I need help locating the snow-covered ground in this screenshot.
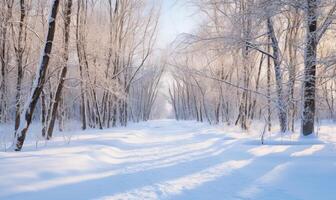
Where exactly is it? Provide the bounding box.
[0,120,336,200]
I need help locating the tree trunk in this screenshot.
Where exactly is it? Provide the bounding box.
[14,0,60,151]
[14,0,26,131]
[46,0,72,139]
[41,90,47,137]
[76,0,87,130]
[302,0,318,136]
[267,33,272,132]
[0,0,13,123]
[267,17,287,133]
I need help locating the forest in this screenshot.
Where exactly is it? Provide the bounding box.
[0,0,336,199]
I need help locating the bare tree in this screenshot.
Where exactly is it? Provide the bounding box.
[14,0,61,151]
[14,0,28,131]
[46,0,73,139]
[302,0,336,136]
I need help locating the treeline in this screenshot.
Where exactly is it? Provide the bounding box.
[0,0,163,150]
[169,0,336,136]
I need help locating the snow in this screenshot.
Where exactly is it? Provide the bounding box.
[1,119,336,200]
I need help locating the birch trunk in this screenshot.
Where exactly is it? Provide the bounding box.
[267,17,287,133]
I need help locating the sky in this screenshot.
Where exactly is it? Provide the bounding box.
[154,0,201,117]
[157,0,198,49]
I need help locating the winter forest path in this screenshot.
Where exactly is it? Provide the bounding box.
[0,120,336,200]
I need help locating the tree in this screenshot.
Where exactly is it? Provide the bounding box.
[14,0,28,131]
[0,0,13,123]
[14,0,60,151]
[267,16,287,133]
[302,0,336,136]
[46,0,73,139]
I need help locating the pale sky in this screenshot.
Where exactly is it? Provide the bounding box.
[157,0,198,49]
[154,0,201,118]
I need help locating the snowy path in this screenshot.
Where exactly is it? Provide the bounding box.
[1,120,336,200]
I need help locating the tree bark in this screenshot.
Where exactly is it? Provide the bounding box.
[14,0,60,151]
[0,0,13,123]
[302,0,318,136]
[267,17,287,133]
[46,0,72,139]
[14,0,26,131]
